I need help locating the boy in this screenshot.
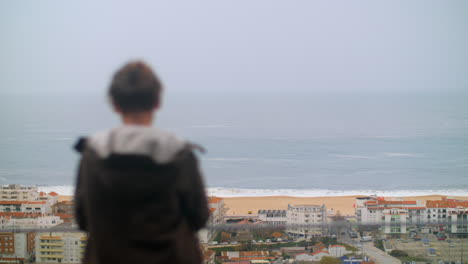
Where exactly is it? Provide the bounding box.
[74,61,209,264]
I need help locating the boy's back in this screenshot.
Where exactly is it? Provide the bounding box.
[74,62,209,264]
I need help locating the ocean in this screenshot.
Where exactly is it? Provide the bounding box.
[1,91,467,197]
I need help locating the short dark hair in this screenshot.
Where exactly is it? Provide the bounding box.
[109,61,162,113]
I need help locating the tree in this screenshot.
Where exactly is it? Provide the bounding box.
[390,249,409,257]
[319,256,341,264]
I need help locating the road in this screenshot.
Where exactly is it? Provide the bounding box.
[337,227,401,264]
[362,242,401,264]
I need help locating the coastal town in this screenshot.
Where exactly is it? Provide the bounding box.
[0,184,467,264]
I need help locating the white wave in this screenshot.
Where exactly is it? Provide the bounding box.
[39,185,468,198]
[54,137,73,141]
[207,187,468,198]
[186,124,229,129]
[331,154,375,160]
[384,152,419,158]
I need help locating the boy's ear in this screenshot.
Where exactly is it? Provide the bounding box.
[112,103,122,114]
[154,99,161,110]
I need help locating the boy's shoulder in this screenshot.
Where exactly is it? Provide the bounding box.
[74,125,199,164]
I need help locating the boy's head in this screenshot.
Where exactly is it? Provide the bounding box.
[109,61,162,114]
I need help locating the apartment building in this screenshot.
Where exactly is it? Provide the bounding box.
[199,196,227,243]
[383,208,408,234]
[52,201,74,214]
[286,204,327,238]
[0,185,38,201]
[0,232,35,264]
[257,210,286,225]
[35,232,86,264]
[0,201,50,214]
[448,207,468,234]
[0,213,63,229]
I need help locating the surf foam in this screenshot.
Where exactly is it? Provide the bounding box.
[38,185,468,198]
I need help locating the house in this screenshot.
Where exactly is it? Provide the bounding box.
[202,248,216,264]
[52,200,74,214]
[258,210,287,226]
[311,242,326,252]
[328,245,348,257]
[295,250,330,262]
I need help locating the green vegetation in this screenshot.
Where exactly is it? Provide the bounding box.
[337,243,358,252]
[390,249,409,257]
[374,239,385,251]
[318,237,338,246]
[319,256,341,264]
[399,256,429,262]
[213,231,222,242]
[210,246,237,255]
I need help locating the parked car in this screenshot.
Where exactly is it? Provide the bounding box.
[436,233,447,241]
[230,241,238,245]
[210,241,218,245]
[251,240,256,243]
[266,239,272,243]
[360,236,372,242]
[221,242,228,245]
[257,240,264,243]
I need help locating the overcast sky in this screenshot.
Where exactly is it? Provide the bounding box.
[1,1,467,96]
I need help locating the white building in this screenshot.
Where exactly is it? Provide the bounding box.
[383,208,408,234]
[0,185,39,201]
[328,245,348,257]
[448,207,468,234]
[355,196,425,224]
[0,232,35,264]
[286,204,327,239]
[295,251,330,262]
[0,201,50,214]
[425,198,468,234]
[36,232,87,264]
[258,210,287,225]
[0,213,63,229]
[199,197,227,243]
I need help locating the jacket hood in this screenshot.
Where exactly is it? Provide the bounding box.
[87,125,186,164]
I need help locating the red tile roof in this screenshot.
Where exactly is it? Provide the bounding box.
[239,251,269,257]
[426,200,468,208]
[0,201,46,205]
[365,200,417,205]
[54,213,74,222]
[48,192,59,196]
[231,257,275,261]
[312,250,329,256]
[208,196,223,204]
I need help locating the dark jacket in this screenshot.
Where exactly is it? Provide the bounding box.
[74,125,210,264]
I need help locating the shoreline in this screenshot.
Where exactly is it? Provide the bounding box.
[59,194,468,216]
[41,185,468,198]
[222,194,468,216]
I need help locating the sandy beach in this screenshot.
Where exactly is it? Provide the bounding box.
[58,194,468,217]
[223,195,468,216]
